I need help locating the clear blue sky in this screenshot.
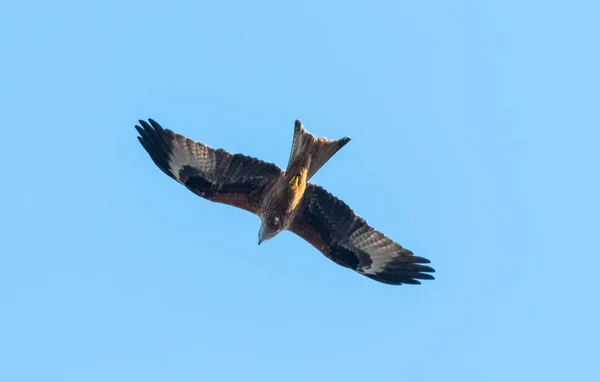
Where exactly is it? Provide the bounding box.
[1,1,598,381]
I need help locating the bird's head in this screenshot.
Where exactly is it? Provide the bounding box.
[258,215,283,245]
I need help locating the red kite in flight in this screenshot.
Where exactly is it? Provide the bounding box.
[136,119,434,285]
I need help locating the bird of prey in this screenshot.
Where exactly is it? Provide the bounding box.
[136,118,435,285]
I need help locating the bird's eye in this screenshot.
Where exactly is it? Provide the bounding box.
[274,217,281,227]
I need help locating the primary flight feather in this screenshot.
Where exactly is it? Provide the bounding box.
[136,118,434,285]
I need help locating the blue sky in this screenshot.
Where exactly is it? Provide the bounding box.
[1,1,598,381]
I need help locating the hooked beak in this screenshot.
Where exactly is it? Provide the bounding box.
[258,221,277,245]
[258,223,264,245]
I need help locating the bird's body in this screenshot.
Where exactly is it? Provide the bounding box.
[257,120,350,243]
[136,118,435,285]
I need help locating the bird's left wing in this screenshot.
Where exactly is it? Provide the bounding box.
[136,119,283,214]
[288,184,435,285]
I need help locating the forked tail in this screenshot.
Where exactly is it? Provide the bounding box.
[287,120,351,180]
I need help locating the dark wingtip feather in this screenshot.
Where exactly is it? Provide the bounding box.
[138,119,152,130]
[148,118,164,132]
[417,265,436,273]
[135,118,175,179]
[415,273,435,280]
[366,254,436,285]
[135,124,146,136]
[374,277,421,285]
[409,255,431,264]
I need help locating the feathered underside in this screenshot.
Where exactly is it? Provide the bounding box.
[135,119,282,214]
[136,118,435,286]
[289,184,435,285]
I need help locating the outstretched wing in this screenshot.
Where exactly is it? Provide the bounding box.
[289,184,435,285]
[136,119,283,214]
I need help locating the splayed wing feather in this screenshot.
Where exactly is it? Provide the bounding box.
[289,184,435,285]
[136,119,283,214]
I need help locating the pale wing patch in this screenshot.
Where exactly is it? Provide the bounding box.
[167,137,213,183]
[343,229,400,275]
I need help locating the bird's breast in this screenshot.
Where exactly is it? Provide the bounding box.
[285,167,309,215]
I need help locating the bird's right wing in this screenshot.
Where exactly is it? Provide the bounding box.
[136,119,283,214]
[288,184,435,285]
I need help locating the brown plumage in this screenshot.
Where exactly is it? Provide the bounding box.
[136,118,435,285]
